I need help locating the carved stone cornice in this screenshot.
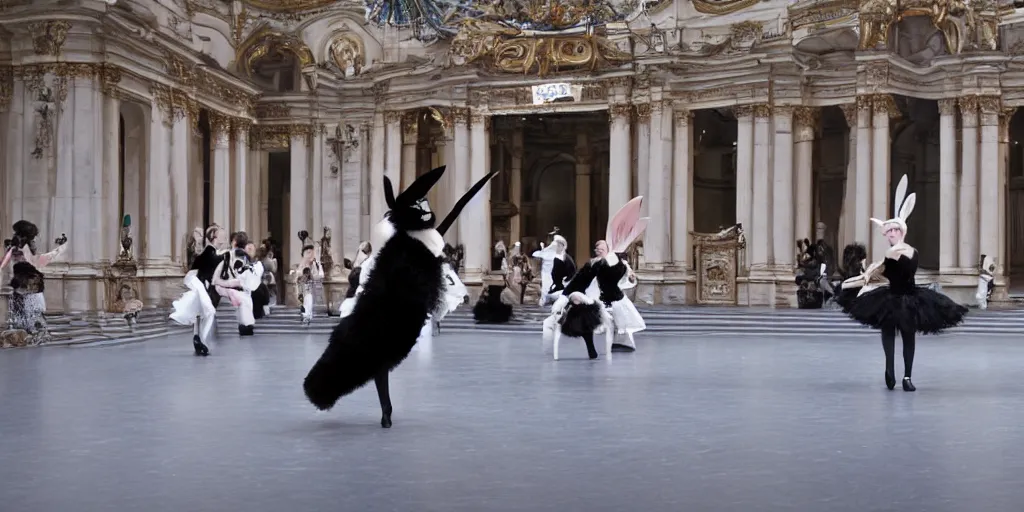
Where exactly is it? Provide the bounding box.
[692,0,759,16]
[254,102,289,119]
[839,103,856,128]
[251,123,314,150]
[164,50,258,113]
[635,103,651,123]
[732,105,753,118]
[792,106,819,130]
[608,103,631,121]
[28,20,71,56]
[937,98,957,116]
[772,105,794,118]
[751,104,771,118]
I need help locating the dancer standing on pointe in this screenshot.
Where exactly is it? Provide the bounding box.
[170,224,228,355]
[303,165,497,428]
[840,175,967,391]
[545,197,648,360]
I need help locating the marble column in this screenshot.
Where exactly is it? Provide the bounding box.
[311,124,325,239]
[608,103,632,215]
[734,106,754,270]
[289,131,310,268]
[463,111,490,280]
[146,99,172,263]
[369,111,386,224]
[384,111,402,192]
[401,112,419,189]
[958,96,980,269]
[854,97,873,250]
[671,107,693,270]
[575,133,592,260]
[871,95,895,262]
[772,106,795,267]
[839,104,858,250]
[751,104,773,269]
[646,100,673,269]
[210,112,232,230]
[636,104,651,209]
[341,122,366,259]
[188,113,204,230]
[452,108,471,245]
[979,97,1001,270]
[938,99,959,272]
[437,121,457,244]
[793,107,818,242]
[232,121,249,234]
[5,80,25,225]
[102,88,121,263]
[169,105,190,262]
[510,119,524,244]
[61,72,106,265]
[999,107,1016,281]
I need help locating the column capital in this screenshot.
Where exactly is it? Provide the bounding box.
[772,105,794,117]
[470,109,490,125]
[635,103,651,123]
[751,104,771,118]
[208,111,232,144]
[383,110,403,124]
[672,106,693,125]
[402,111,419,143]
[978,96,1001,126]
[232,117,252,136]
[938,98,957,116]
[959,96,979,127]
[732,104,753,119]
[871,94,899,118]
[856,95,873,112]
[451,106,470,125]
[99,64,121,98]
[999,106,1017,142]
[792,106,818,129]
[839,102,856,128]
[152,84,188,127]
[608,103,632,121]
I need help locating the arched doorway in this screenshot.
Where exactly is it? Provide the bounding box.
[524,155,576,252]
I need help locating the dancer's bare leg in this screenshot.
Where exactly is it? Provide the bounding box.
[374,368,393,428]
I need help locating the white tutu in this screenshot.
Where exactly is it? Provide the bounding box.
[169,272,216,326]
[607,297,646,335]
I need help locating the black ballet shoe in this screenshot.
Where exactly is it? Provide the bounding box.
[193,335,210,356]
[885,370,896,390]
[381,408,393,429]
[611,343,636,353]
[902,377,916,392]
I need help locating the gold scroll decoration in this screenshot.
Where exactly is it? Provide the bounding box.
[691,225,745,305]
[448,20,631,77]
[236,26,315,77]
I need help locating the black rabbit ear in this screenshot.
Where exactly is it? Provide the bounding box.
[395,165,446,205]
[383,176,396,209]
[437,171,499,236]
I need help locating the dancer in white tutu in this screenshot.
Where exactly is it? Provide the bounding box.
[544,197,648,360]
[533,233,575,307]
[169,224,228,356]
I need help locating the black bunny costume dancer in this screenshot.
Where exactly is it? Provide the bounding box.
[303,165,496,428]
[840,175,967,391]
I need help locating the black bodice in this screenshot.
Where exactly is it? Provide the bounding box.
[191,246,222,283]
[882,252,918,295]
[563,257,627,305]
[549,254,576,293]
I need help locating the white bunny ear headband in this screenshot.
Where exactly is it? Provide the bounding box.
[870,174,916,234]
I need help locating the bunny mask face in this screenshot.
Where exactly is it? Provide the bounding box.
[870,174,916,240]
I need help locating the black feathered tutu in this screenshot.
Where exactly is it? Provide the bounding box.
[473,285,513,324]
[844,286,968,334]
[834,287,860,313]
[559,301,605,337]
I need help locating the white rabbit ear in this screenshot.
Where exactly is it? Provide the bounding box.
[893,174,908,217]
[898,192,916,222]
[870,218,886,229]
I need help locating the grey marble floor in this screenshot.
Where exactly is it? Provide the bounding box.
[1,331,1024,512]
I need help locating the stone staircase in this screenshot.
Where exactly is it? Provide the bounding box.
[41,308,191,347]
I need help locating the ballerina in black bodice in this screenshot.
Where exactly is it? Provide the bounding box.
[841,174,968,391]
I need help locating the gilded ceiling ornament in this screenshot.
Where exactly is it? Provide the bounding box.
[858,0,896,50]
[236,26,315,77]
[29,20,71,56]
[329,34,365,78]
[691,0,760,16]
[446,19,632,77]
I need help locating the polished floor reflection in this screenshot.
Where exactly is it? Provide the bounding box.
[1,331,1024,511]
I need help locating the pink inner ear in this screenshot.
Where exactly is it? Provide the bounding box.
[607,197,645,252]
